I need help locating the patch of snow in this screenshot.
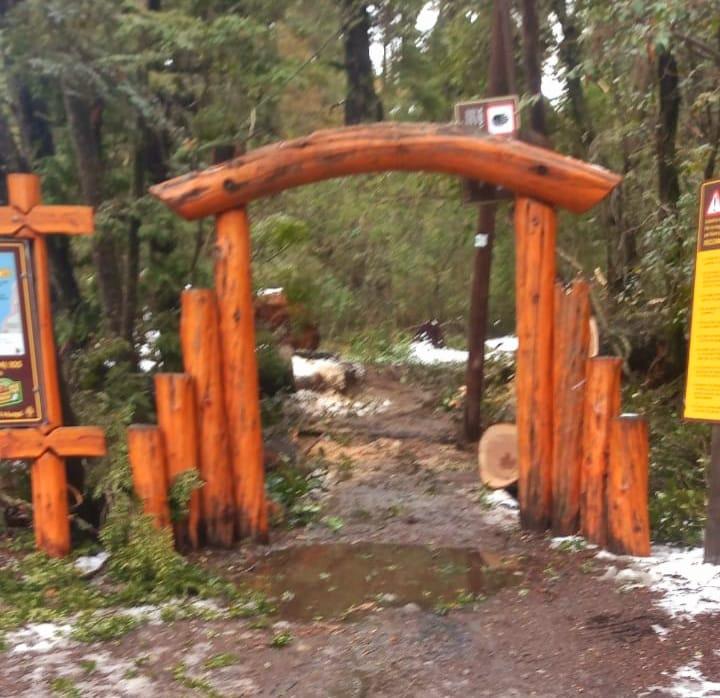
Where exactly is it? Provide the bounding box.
[625,546,720,618]
[485,489,519,510]
[652,624,670,639]
[7,622,73,654]
[138,329,160,374]
[594,550,619,561]
[408,336,517,366]
[481,488,519,530]
[289,390,391,419]
[74,551,109,577]
[549,535,584,549]
[485,335,519,356]
[409,340,468,365]
[655,662,720,697]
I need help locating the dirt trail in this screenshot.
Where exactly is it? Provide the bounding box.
[2,368,718,697]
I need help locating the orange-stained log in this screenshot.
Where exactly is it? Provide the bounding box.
[551,279,591,535]
[580,357,622,547]
[154,373,201,550]
[214,208,267,541]
[607,415,651,556]
[127,425,170,530]
[180,289,235,547]
[31,451,70,557]
[515,197,556,531]
[149,123,622,220]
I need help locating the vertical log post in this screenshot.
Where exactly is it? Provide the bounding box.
[607,415,651,556]
[127,425,170,529]
[580,357,622,547]
[180,289,235,547]
[154,373,200,550]
[551,279,591,535]
[514,197,556,530]
[10,175,67,556]
[214,207,267,541]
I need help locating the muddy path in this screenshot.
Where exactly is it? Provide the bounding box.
[2,367,718,697]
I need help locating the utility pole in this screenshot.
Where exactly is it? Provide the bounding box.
[464,0,517,441]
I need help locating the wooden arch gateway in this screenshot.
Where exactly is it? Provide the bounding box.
[144,122,643,553]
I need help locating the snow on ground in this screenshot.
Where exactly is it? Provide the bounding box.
[651,662,720,698]
[289,389,391,420]
[408,335,517,366]
[480,488,520,530]
[7,622,74,654]
[593,546,720,619]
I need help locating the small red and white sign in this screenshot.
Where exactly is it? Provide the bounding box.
[707,189,720,217]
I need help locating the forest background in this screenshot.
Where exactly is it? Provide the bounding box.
[0,0,715,547]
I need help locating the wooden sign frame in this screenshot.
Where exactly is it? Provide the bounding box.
[0,238,45,425]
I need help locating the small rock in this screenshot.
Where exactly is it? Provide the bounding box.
[401,603,421,615]
[272,620,291,631]
[377,593,398,605]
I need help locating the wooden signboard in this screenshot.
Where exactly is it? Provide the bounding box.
[0,240,44,425]
[685,179,720,422]
[454,96,519,203]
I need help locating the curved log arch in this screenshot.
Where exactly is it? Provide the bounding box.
[150,123,621,219]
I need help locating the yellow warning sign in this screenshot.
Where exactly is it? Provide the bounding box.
[685,179,720,421]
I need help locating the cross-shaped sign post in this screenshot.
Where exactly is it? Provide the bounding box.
[0,174,105,557]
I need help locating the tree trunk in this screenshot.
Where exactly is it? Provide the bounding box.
[62,85,124,336]
[656,47,681,216]
[341,0,383,125]
[521,0,546,136]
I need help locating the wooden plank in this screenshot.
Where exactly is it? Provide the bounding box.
[127,424,171,530]
[28,206,94,235]
[0,426,106,459]
[514,197,556,531]
[0,428,45,459]
[31,451,70,557]
[149,123,622,219]
[180,289,235,547]
[607,415,651,556]
[0,206,94,236]
[551,279,591,535]
[48,426,107,457]
[580,356,622,547]
[214,208,267,541]
[154,373,201,551]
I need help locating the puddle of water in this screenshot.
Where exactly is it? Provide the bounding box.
[237,542,514,621]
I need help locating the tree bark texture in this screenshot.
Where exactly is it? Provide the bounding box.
[342,0,383,125]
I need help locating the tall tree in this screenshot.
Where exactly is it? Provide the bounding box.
[341,0,383,124]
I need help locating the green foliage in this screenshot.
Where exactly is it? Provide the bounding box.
[625,380,709,546]
[71,612,141,643]
[269,630,293,648]
[168,470,204,523]
[49,677,82,698]
[203,652,239,670]
[265,463,323,528]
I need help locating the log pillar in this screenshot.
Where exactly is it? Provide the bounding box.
[127,425,171,529]
[551,280,591,535]
[580,357,622,547]
[514,197,556,530]
[214,207,267,541]
[607,415,651,556]
[154,373,201,550]
[180,289,235,547]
